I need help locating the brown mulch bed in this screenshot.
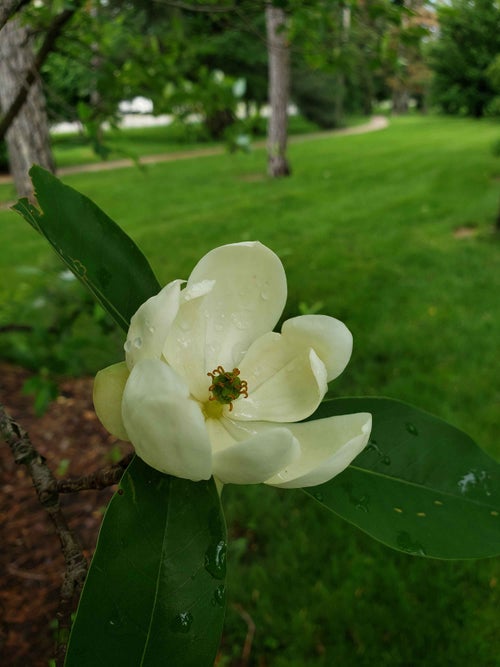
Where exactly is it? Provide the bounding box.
[0,363,132,666]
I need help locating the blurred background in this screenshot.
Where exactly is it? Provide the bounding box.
[1,1,499,665]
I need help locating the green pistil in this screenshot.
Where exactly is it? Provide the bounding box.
[207,366,249,412]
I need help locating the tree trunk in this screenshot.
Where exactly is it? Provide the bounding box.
[265,3,290,178]
[0,18,55,199]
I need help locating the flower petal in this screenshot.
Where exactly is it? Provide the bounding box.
[264,412,372,488]
[164,242,287,389]
[125,279,183,370]
[163,286,214,402]
[122,358,212,480]
[231,332,328,422]
[282,315,352,382]
[93,361,130,441]
[211,420,300,485]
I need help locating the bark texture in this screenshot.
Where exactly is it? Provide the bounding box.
[0,18,54,198]
[265,3,290,178]
[0,0,29,32]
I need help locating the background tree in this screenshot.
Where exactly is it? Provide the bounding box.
[266,2,291,177]
[0,17,55,198]
[428,0,500,117]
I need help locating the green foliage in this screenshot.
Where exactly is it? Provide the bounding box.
[292,69,344,129]
[306,397,500,559]
[2,115,500,664]
[12,167,227,666]
[22,369,59,417]
[66,458,226,667]
[160,69,245,140]
[223,483,500,666]
[0,262,122,413]
[428,0,500,117]
[13,166,161,331]
[0,263,121,375]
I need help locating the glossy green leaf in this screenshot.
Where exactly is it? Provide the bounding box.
[13,166,160,331]
[65,457,227,667]
[304,398,500,559]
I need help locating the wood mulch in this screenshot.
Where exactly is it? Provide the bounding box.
[0,362,132,666]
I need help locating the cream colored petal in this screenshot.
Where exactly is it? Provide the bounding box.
[93,361,130,441]
[264,412,372,488]
[165,242,287,388]
[231,331,328,422]
[163,288,213,402]
[125,279,183,370]
[122,358,212,480]
[282,315,352,382]
[212,425,300,485]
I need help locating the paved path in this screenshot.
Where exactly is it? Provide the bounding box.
[0,115,388,192]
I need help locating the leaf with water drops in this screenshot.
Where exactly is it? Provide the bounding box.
[303,397,500,559]
[13,166,160,331]
[65,457,227,666]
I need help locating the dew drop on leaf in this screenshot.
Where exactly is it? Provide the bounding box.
[397,531,426,556]
[406,422,418,436]
[205,540,227,580]
[171,611,193,634]
[212,584,225,607]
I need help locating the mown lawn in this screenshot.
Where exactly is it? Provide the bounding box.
[0,114,499,666]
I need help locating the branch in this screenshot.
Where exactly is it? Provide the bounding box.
[0,402,87,667]
[0,5,80,141]
[56,452,134,493]
[0,0,30,32]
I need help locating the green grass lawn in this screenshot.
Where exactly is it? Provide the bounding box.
[1,114,499,665]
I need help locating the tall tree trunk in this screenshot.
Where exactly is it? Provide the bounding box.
[0,18,55,199]
[265,3,290,178]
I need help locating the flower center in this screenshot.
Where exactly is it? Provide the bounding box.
[207,366,248,412]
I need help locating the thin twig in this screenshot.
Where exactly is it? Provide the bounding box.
[231,603,256,667]
[55,452,133,493]
[0,403,87,667]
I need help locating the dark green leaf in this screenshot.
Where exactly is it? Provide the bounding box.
[304,398,500,559]
[13,166,160,331]
[65,457,227,667]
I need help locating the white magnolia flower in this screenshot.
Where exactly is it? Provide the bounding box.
[93,242,371,487]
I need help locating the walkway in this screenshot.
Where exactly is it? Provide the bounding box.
[0,115,388,192]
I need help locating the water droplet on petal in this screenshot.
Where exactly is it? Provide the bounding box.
[148,326,155,334]
[260,291,269,301]
[124,340,132,353]
[406,422,418,436]
[171,611,193,634]
[133,337,142,349]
